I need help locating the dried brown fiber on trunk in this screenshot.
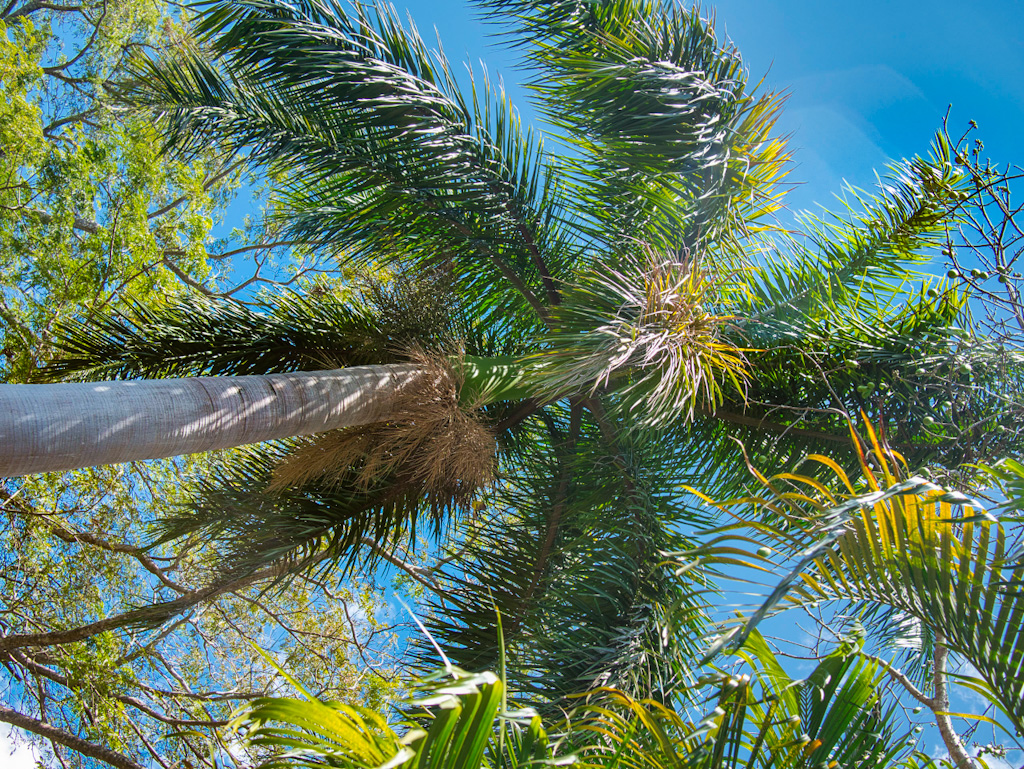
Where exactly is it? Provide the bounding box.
[269,351,496,508]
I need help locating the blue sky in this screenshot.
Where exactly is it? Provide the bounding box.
[397,0,1024,218]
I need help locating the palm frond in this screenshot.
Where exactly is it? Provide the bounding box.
[718,283,1024,473]
[685,428,1024,733]
[476,0,790,257]
[42,266,535,381]
[234,663,548,769]
[152,442,459,581]
[42,292,383,380]
[127,0,567,324]
[563,629,920,769]
[736,132,970,335]
[231,636,920,769]
[412,405,716,709]
[530,253,751,427]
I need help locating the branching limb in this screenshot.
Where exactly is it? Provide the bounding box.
[358,536,439,591]
[857,650,935,708]
[0,704,145,769]
[0,553,329,653]
[932,632,976,769]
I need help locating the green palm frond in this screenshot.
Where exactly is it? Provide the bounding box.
[42,266,536,382]
[127,0,564,325]
[561,629,921,769]
[716,283,1024,473]
[235,663,555,769]
[476,0,790,256]
[231,638,919,769]
[412,405,716,708]
[42,292,383,380]
[530,254,751,427]
[150,441,459,584]
[736,132,970,335]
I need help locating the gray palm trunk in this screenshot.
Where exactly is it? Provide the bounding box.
[0,364,420,477]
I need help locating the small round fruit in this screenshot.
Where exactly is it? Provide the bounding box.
[756,546,773,558]
[947,269,959,279]
[927,288,939,298]
[922,416,936,426]
[960,363,973,374]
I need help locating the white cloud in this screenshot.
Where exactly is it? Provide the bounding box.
[0,725,41,769]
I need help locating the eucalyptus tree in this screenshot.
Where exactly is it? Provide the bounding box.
[4,0,1021,717]
[0,3,394,768]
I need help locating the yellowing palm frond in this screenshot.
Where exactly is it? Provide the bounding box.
[685,424,1024,733]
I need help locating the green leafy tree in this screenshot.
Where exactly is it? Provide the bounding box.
[0,2,398,767]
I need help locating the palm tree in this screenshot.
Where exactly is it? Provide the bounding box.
[226,436,1024,769]
[0,361,421,476]
[4,0,1020,710]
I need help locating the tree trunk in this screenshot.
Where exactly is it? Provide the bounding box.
[0,364,420,477]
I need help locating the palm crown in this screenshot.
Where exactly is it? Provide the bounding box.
[37,0,1023,714]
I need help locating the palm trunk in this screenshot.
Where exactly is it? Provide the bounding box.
[0,364,420,477]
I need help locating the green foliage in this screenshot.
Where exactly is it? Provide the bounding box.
[232,632,932,769]
[682,423,1024,765]
[0,8,215,382]
[6,0,1024,765]
[235,663,564,769]
[74,0,1020,725]
[0,2,399,766]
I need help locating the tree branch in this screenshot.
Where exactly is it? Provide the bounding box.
[27,207,100,234]
[0,554,328,653]
[932,632,975,769]
[147,158,245,220]
[36,518,187,593]
[5,0,84,19]
[358,536,438,591]
[0,704,145,769]
[858,650,934,708]
[9,649,228,729]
